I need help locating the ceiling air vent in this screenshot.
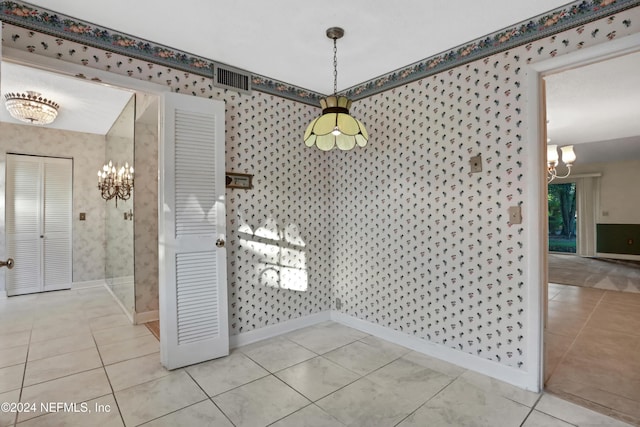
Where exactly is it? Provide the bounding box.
[214,65,251,94]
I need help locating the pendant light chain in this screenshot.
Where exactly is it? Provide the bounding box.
[333,37,338,96]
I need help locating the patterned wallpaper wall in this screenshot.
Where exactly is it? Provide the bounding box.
[0,123,106,283]
[2,4,639,371]
[133,120,159,314]
[331,8,640,370]
[0,22,332,332]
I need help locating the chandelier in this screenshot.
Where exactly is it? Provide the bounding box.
[4,91,59,125]
[547,143,576,183]
[304,27,368,151]
[98,161,134,207]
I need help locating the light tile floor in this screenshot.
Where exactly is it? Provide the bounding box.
[545,283,640,425]
[0,287,635,426]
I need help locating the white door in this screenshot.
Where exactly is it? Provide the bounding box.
[158,92,228,369]
[6,155,72,296]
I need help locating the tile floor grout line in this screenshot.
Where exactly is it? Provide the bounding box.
[545,289,606,382]
[183,368,238,427]
[391,375,457,427]
[91,326,127,427]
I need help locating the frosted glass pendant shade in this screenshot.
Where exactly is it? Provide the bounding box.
[304,96,368,151]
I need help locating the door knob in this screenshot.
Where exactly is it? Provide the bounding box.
[215,238,225,248]
[0,258,14,269]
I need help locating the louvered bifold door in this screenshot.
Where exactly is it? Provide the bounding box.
[42,158,73,291]
[159,92,228,370]
[6,155,43,296]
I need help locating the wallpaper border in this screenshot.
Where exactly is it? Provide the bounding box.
[2,0,639,105]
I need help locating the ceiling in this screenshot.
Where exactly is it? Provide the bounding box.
[23,0,574,95]
[2,1,639,163]
[1,62,133,135]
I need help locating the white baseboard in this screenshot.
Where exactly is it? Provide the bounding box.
[135,310,159,325]
[102,283,134,324]
[596,252,640,262]
[72,279,106,290]
[230,311,331,349]
[330,311,539,392]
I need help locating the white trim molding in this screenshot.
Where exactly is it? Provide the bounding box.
[229,311,331,349]
[135,310,159,325]
[525,32,640,392]
[331,312,539,392]
[71,279,106,290]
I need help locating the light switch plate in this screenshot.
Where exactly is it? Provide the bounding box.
[508,206,522,224]
[470,155,482,173]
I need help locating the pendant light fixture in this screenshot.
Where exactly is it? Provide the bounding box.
[304,27,368,151]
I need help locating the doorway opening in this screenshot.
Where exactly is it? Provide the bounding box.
[540,43,640,424]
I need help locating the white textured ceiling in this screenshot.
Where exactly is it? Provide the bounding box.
[23,0,573,95]
[1,62,133,135]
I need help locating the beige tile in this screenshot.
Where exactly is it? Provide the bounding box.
[186,351,269,397]
[323,338,408,376]
[401,351,466,378]
[544,332,572,382]
[285,322,368,354]
[535,394,633,427]
[0,363,24,394]
[27,333,96,362]
[105,352,171,391]
[98,334,159,365]
[459,370,541,407]
[0,345,28,369]
[92,324,152,347]
[23,347,103,386]
[275,356,360,401]
[239,336,317,373]
[115,370,207,426]
[140,400,233,427]
[89,313,131,331]
[270,404,346,427]
[16,394,123,427]
[0,389,20,427]
[601,291,640,307]
[317,376,432,427]
[29,321,92,343]
[396,377,530,427]
[0,330,31,351]
[522,410,575,427]
[19,368,112,422]
[213,375,310,427]
[547,312,587,338]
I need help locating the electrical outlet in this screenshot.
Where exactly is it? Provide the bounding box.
[470,155,482,173]
[335,298,342,309]
[79,212,86,221]
[508,206,522,224]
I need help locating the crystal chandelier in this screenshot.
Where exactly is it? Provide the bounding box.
[547,143,576,183]
[4,91,59,125]
[304,27,368,151]
[98,161,134,207]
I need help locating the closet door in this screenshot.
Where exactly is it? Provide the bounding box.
[43,158,73,291]
[6,155,43,296]
[6,155,72,296]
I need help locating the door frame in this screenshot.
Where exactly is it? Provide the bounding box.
[524,33,640,390]
[0,47,169,295]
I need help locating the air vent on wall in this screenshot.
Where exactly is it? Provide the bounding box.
[213,65,251,94]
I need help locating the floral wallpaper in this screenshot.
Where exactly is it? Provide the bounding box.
[331,7,640,369]
[0,123,106,284]
[1,3,638,371]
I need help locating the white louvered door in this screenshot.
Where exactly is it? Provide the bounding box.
[6,155,72,296]
[159,92,228,369]
[42,158,73,291]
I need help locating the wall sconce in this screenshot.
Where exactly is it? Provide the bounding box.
[98,160,134,207]
[547,143,576,183]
